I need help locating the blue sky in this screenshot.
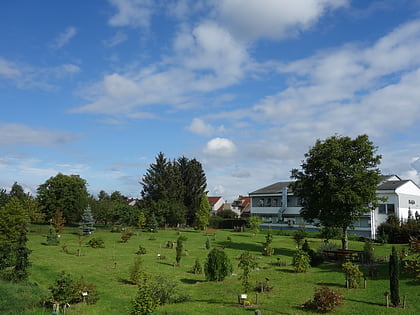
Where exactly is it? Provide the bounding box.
[2,0,420,201]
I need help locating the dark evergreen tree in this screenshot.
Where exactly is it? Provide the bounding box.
[141,152,171,202]
[178,157,207,226]
[11,223,31,282]
[9,182,27,201]
[290,134,382,249]
[175,235,187,266]
[389,246,400,307]
[147,212,158,232]
[79,205,96,235]
[204,248,232,281]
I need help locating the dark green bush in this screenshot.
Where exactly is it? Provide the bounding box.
[86,237,105,248]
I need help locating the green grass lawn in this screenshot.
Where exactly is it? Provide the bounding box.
[7,225,419,314]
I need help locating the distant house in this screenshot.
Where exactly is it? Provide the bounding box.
[207,196,226,215]
[231,195,251,218]
[249,175,420,239]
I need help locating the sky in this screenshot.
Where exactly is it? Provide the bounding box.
[2,0,420,201]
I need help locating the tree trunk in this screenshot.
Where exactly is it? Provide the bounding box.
[341,227,348,250]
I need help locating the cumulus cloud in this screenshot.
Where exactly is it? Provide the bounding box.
[187,118,214,136]
[108,0,154,29]
[51,26,77,49]
[215,0,349,41]
[203,137,236,157]
[0,123,77,147]
[103,31,128,47]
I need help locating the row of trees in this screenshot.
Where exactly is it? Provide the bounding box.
[140,153,209,228]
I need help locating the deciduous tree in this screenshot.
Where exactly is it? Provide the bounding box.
[290,134,381,249]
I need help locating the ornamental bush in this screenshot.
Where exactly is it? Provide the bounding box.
[292,250,310,273]
[204,248,232,281]
[303,286,344,312]
[342,261,363,288]
[86,237,105,248]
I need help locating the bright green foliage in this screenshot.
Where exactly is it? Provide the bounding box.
[0,197,29,243]
[292,250,310,273]
[176,235,187,266]
[37,173,89,223]
[129,257,145,285]
[138,212,147,229]
[249,215,262,236]
[342,261,363,288]
[46,225,60,246]
[238,251,258,292]
[79,205,95,236]
[303,286,344,312]
[204,248,232,281]
[205,237,211,250]
[290,134,382,250]
[131,273,158,315]
[389,246,400,306]
[146,212,158,232]
[262,231,274,256]
[195,194,210,230]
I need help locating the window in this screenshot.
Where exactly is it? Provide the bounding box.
[378,204,395,215]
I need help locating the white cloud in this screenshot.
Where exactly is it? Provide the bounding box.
[103,31,128,47]
[0,123,77,147]
[108,0,154,28]
[0,57,21,78]
[203,137,236,157]
[215,0,349,41]
[51,26,77,49]
[187,118,214,136]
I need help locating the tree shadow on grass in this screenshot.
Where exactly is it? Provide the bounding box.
[180,278,203,284]
[216,241,262,253]
[117,277,135,285]
[316,281,342,288]
[346,298,384,307]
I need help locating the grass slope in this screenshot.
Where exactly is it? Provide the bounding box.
[7,225,418,314]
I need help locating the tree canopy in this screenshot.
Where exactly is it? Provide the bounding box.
[140,153,207,227]
[37,173,89,223]
[290,134,382,249]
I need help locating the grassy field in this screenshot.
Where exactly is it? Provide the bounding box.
[6,225,419,314]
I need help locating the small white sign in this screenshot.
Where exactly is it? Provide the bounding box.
[240,294,248,299]
[82,292,88,296]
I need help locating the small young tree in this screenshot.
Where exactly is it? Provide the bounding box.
[293,228,307,249]
[129,256,144,285]
[191,258,203,274]
[292,250,310,273]
[262,230,274,256]
[51,210,65,233]
[249,215,262,236]
[79,205,95,236]
[204,248,232,281]
[238,251,258,292]
[137,212,147,230]
[195,194,210,230]
[46,225,60,246]
[363,240,375,265]
[389,246,400,307]
[205,237,211,250]
[11,223,31,282]
[147,212,158,232]
[131,273,158,315]
[176,235,188,266]
[342,261,363,288]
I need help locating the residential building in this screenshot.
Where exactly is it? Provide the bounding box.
[231,195,251,218]
[249,175,420,239]
[207,196,226,215]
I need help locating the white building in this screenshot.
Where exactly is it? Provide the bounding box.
[249,175,420,239]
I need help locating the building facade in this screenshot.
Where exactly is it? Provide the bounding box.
[249,175,420,238]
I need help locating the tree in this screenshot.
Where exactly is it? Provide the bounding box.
[11,222,31,282]
[389,246,400,307]
[131,273,158,315]
[138,212,147,229]
[175,235,187,266]
[249,215,262,236]
[79,205,95,235]
[290,135,382,250]
[195,194,210,230]
[0,197,29,243]
[51,210,65,233]
[37,173,89,223]
[204,248,232,281]
[238,251,258,292]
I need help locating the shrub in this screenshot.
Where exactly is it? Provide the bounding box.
[262,231,274,256]
[292,250,310,273]
[317,242,339,254]
[129,257,144,285]
[131,274,157,315]
[191,258,202,274]
[48,271,99,306]
[135,245,147,255]
[342,262,363,288]
[301,240,324,267]
[255,278,273,292]
[302,286,344,312]
[46,226,59,246]
[205,237,211,250]
[204,248,232,281]
[404,254,420,281]
[86,237,105,248]
[121,230,134,243]
[363,240,375,264]
[151,275,190,305]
